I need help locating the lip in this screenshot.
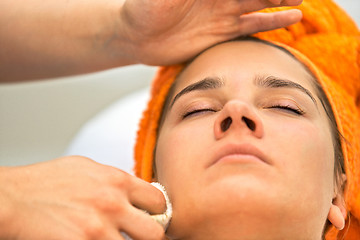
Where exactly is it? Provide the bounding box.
[209,143,270,167]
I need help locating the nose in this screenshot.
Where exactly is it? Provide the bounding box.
[214,100,264,140]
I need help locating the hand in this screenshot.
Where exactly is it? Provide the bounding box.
[0,0,302,81]
[0,156,166,240]
[120,0,303,65]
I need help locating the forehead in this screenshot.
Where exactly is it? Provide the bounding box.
[175,41,314,92]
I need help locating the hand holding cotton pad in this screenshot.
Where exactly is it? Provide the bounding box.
[121,182,172,239]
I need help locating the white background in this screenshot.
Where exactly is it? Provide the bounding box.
[1,0,359,166]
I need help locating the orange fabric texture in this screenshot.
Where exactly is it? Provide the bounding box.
[134,0,360,238]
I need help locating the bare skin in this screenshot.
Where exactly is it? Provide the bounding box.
[0,0,302,82]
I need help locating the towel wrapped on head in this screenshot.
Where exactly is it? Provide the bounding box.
[134,0,360,238]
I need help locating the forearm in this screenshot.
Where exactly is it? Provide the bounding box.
[0,0,137,82]
[0,167,17,239]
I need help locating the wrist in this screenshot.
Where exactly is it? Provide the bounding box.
[61,1,140,69]
[69,1,141,68]
[114,5,142,65]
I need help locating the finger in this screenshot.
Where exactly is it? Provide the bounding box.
[279,0,303,6]
[238,0,302,14]
[107,168,166,214]
[266,0,303,6]
[235,9,302,36]
[118,207,165,240]
[101,228,126,240]
[127,178,166,215]
[327,205,345,230]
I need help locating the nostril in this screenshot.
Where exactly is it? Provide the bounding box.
[221,117,232,132]
[242,117,256,131]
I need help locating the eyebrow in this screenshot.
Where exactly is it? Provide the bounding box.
[169,75,317,109]
[169,77,224,108]
[255,75,317,105]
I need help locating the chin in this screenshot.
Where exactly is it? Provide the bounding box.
[204,169,274,199]
[166,180,320,240]
[167,217,311,240]
[167,212,317,240]
[166,179,282,238]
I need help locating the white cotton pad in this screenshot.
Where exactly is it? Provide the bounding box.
[121,182,172,239]
[150,182,173,230]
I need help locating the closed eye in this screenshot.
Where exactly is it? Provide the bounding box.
[183,108,217,119]
[268,105,305,115]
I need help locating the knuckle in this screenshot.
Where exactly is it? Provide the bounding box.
[95,187,126,212]
[115,173,130,188]
[212,18,239,34]
[106,168,129,187]
[83,213,106,239]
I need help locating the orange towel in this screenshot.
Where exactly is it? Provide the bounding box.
[134,0,360,238]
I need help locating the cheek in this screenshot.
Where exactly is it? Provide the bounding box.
[267,118,334,196]
[155,119,214,181]
[155,120,217,234]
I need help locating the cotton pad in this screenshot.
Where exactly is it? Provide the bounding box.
[150,182,173,229]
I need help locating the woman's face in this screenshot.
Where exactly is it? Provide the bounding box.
[155,41,335,239]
